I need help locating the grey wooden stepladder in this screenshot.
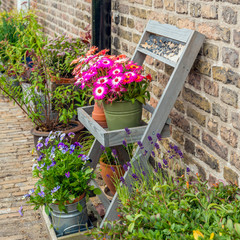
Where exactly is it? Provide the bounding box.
[77,20,205,227]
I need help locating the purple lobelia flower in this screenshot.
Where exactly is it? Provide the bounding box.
[65,172,70,178]
[151,151,155,157]
[106,174,110,178]
[68,132,75,138]
[186,167,190,174]
[50,161,56,167]
[36,142,43,151]
[137,141,144,149]
[112,149,117,157]
[142,171,146,176]
[154,168,158,173]
[123,164,128,171]
[163,159,168,166]
[38,191,45,197]
[156,133,162,141]
[51,186,60,195]
[158,162,162,169]
[154,142,160,150]
[143,150,148,156]
[120,176,125,184]
[124,128,131,135]
[122,140,127,147]
[100,145,105,151]
[132,173,138,180]
[127,162,132,168]
[18,206,23,216]
[45,137,50,147]
[110,166,115,172]
[148,136,153,144]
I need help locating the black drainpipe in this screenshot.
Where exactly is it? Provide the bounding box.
[92,0,112,53]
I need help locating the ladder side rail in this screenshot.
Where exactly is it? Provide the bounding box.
[101,30,205,225]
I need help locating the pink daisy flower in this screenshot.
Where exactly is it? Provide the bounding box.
[95,76,109,85]
[110,76,123,87]
[123,72,137,85]
[93,85,108,100]
[83,70,97,80]
[99,58,114,68]
[109,66,123,76]
[126,62,142,71]
[110,85,127,94]
[134,75,144,82]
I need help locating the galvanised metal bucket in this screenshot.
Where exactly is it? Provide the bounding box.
[50,196,88,237]
[103,101,142,130]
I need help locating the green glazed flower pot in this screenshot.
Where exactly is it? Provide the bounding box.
[103,101,142,130]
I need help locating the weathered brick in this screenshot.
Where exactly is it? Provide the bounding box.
[194,59,211,76]
[172,128,184,144]
[183,87,211,112]
[207,118,218,135]
[127,18,135,28]
[177,18,195,30]
[188,73,201,90]
[187,107,206,126]
[196,146,220,172]
[222,7,237,24]
[197,23,220,40]
[130,7,147,19]
[233,30,240,48]
[212,66,228,83]
[230,152,240,171]
[120,16,127,27]
[164,0,175,11]
[135,20,146,32]
[184,138,195,155]
[119,29,132,41]
[150,97,158,108]
[225,0,240,3]
[170,111,190,133]
[119,4,129,14]
[152,83,163,98]
[190,3,201,17]
[228,70,240,88]
[174,100,185,113]
[222,47,239,68]
[145,0,152,6]
[154,0,163,8]
[202,132,228,160]
[121,42,128,52]
[232,112,240,131]
[201,4,218,19]
[133,33,141,44]
[220,126,238,148]
[204,78,219,97]
[203,43,219,60]
[208,174,217,187]
[221,87,238,108]
[219,27,231,43]
[158,72,170,88]
[224,167,238,184]
[113,37,120,49]
[212,102,228,122]
[176,0,188,14]
[192,125,200,140]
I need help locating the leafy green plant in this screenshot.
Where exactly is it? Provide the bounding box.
[23,131,101,215]
[88,135,240,240]
[44,33,89,78]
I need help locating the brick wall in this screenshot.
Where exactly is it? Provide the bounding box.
[111,0,240,184]
[0,0,16,11]
[30,0,92,38]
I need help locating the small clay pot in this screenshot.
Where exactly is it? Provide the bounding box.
[99,160,125,195]
[92,102,108,128]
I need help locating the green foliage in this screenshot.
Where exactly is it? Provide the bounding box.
[89,142,240,240]
[44,34,89,78]
[25,131,99,213]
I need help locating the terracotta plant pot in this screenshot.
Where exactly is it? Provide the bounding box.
[50,74,76,84]
[99,160,125,195]
[31,120,85,155]
[92,102,108,128]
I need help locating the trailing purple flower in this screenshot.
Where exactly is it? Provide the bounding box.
[123,164,128,171]
[106,174,110,178]
[132,173,138,180]
[124,128,131,135]
[110,166,115,172]
[127,162,132,168]
[51,186,60,195]
[45,137,50,147]
[100,145,105,151]
[137,141,144,149]
[38,191,45,198]
[156,133,162,141]
[122,140,127,147]
[65,171,70,178]
[163,159,168,166]
[18,206,23,217]
[36,142,43,151]
[158,162,162,169]
[112,149,117,157]
[142,171,146,176]
[154,142,160,150]
[151,151,155,157]
[148,136,153,144]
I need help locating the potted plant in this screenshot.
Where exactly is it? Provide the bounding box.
[0,45,88,150]
[44,33,90,85]
[23,131,101,236]
[72,47,151,130]
[99,146,125,195]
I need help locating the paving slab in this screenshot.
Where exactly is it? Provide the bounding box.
[0,95,49,240]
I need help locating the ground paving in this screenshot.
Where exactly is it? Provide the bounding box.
[0,95,49,240]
